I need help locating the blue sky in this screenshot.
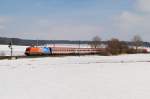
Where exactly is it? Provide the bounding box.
[0,0,132,15]
[0,0,149,41]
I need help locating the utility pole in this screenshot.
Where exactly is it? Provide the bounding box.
[53,40,55,47]
[79,40,80,49]
[36,39,39,47]
[8,40,13,58]
[78,40,80,56]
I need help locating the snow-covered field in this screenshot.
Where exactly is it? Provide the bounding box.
[0,54,150,99]
[0,45,27,56]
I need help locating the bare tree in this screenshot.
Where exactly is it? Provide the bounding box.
[132,35,143,52]
[90,36,101,48]
[106,38,122,55]
[106,38,130,55]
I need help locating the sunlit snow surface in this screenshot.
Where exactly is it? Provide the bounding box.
[0,54,150,99]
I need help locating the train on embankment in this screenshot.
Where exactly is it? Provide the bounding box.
[25,46,107,56]
[24,44,150,57]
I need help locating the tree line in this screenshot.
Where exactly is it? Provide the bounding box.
[90,35,147,55]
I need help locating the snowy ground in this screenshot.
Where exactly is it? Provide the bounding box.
[0,45,27,56]
[0,54,150,99]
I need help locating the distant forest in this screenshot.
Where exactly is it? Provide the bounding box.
[0,37,150,47]
[0,37,92,46]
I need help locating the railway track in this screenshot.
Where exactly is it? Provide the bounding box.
[0,53,104,60]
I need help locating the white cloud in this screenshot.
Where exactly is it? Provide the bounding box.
[0,17,10,23]
[49,24,102,34]
[114,12,150,41]
[0,17,8,30]
[34,24,103,40]
[0,16,103,40]
[53,25,102,40]
[112,0,150,41]
[135,0,150,13]
[114,11,143,33]
[0,25,5,29]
